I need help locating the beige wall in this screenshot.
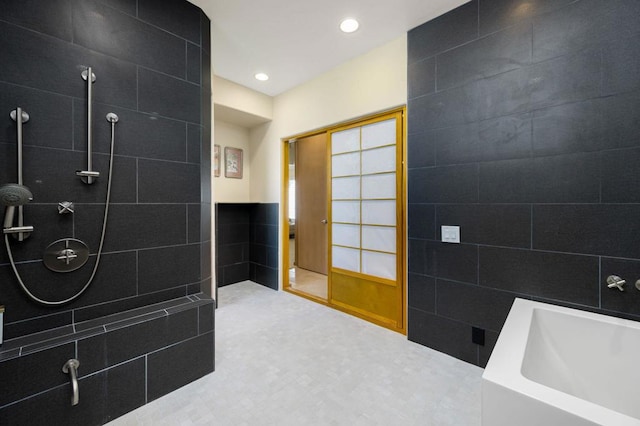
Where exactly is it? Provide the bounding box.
[213,120,251,202]
[249,35,408,204]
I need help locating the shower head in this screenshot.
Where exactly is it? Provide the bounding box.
[0,184,33,206]
[1,184,33,230]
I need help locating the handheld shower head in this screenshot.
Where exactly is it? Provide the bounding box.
[0,183,33,206]
[1,184,33,230]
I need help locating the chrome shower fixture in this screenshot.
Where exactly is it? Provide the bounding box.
[106,112,119,123]
[77,67,99,184]
[9,107,33,240]
[1,183,34,234]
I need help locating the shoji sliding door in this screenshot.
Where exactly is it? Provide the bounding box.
[328,110,405,332]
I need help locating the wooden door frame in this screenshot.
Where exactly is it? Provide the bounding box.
[281,106,408,332]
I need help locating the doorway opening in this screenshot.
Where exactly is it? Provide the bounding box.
[282,107,406,333]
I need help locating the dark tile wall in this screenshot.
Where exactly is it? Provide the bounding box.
[215,203,279,290]
[0,296,214,425]
[0,0,213,422]
[407,0,640,367]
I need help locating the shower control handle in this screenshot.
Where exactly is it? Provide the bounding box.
[57,249,78,265]
[58,202,74,214]
[606,275,626,291]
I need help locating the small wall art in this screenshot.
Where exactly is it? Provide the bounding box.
[224,147,243,179]
[214,145,220,177]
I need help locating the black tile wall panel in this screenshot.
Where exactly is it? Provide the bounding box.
[479,247,599,306]
[532,0,640,63]
[73,0,186,78]
[188,204,202,243]
[436,204,530,248]
[0,82,72,150]
[0,342,74,407]
[407,57,435,99]
[74,286,187,323]
[602,41,640,96]
[407,308,478,365]
[78,308,198,375]
[533,205,640,259]
[147,332,214,402]
[75,204,187,253]
[476,50,601,121]
[201,12,211,53]
[407,273,435,313]
[0,0,73,42]
[187,123,202,164]
[408,1,478,63]
[187,42,202,84]
[407,204,435,240]
[222,263,250,286]
[138,68,201,123]
[3,312,72,341]
[478,0,575,37]
[436,279,517,332]
[408,0,640,367]
[138,0,202,44]
[198,302,215,334]
[138,244,202,294]
[406,132,435,168]
[99,0,137,16]
[601,147,640,203]
[433,113,532,165]
[479,153,600,203]
[73,100,188,161]
[0,358,146,426]
[437,24,531,91]
[408,165,478,204]
[138,159,201,203]
[408,82,480,131]
[0,21,138,109]
[251,264,278,290]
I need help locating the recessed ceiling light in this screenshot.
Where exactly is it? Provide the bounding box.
[340,18,359,33]
[254,72,269,81]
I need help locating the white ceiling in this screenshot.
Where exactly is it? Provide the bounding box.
[189,0,469,97]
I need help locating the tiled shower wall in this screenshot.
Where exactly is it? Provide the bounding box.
[0,0,213,422]
[216,203,279,290]
[407,0,640,367]
[0,0,212,339]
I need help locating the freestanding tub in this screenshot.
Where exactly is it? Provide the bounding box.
[482,298,640,426]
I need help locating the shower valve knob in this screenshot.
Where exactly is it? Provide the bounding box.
[58,202,74,214]
[57,249,78,265]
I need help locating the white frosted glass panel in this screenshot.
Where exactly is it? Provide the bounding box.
[332,128,360,154]
[332,152,360,177]
[362,119,396,149]
[362,173,395,199]
[332,224,360,248]
[362,251,396,280]
[362,146,396,174]
[332,246,360,272]
[362,200,396,226]
[362,226,396,253]
[332,176,360,200]
[332,201,360,224]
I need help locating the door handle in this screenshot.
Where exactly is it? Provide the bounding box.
[320,219,328,224]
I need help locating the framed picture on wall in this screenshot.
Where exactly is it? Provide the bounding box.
[224,147,243,179]
[214,145,221,177]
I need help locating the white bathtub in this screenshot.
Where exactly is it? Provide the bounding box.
[482,298,640,426]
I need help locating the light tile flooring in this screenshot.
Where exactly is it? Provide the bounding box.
[108,281,483,426]
[288,266,328,300]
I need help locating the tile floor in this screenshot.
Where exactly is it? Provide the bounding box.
[108,281,483,425]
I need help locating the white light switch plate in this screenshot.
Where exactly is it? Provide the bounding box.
[441,225,460,244]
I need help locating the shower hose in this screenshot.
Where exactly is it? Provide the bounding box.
[4,120,117,306]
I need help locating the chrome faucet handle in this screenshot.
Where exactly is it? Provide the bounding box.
[606,275,626,291]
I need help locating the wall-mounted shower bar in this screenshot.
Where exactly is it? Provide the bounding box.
[10,107,31,241]
[77,67,99,184]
